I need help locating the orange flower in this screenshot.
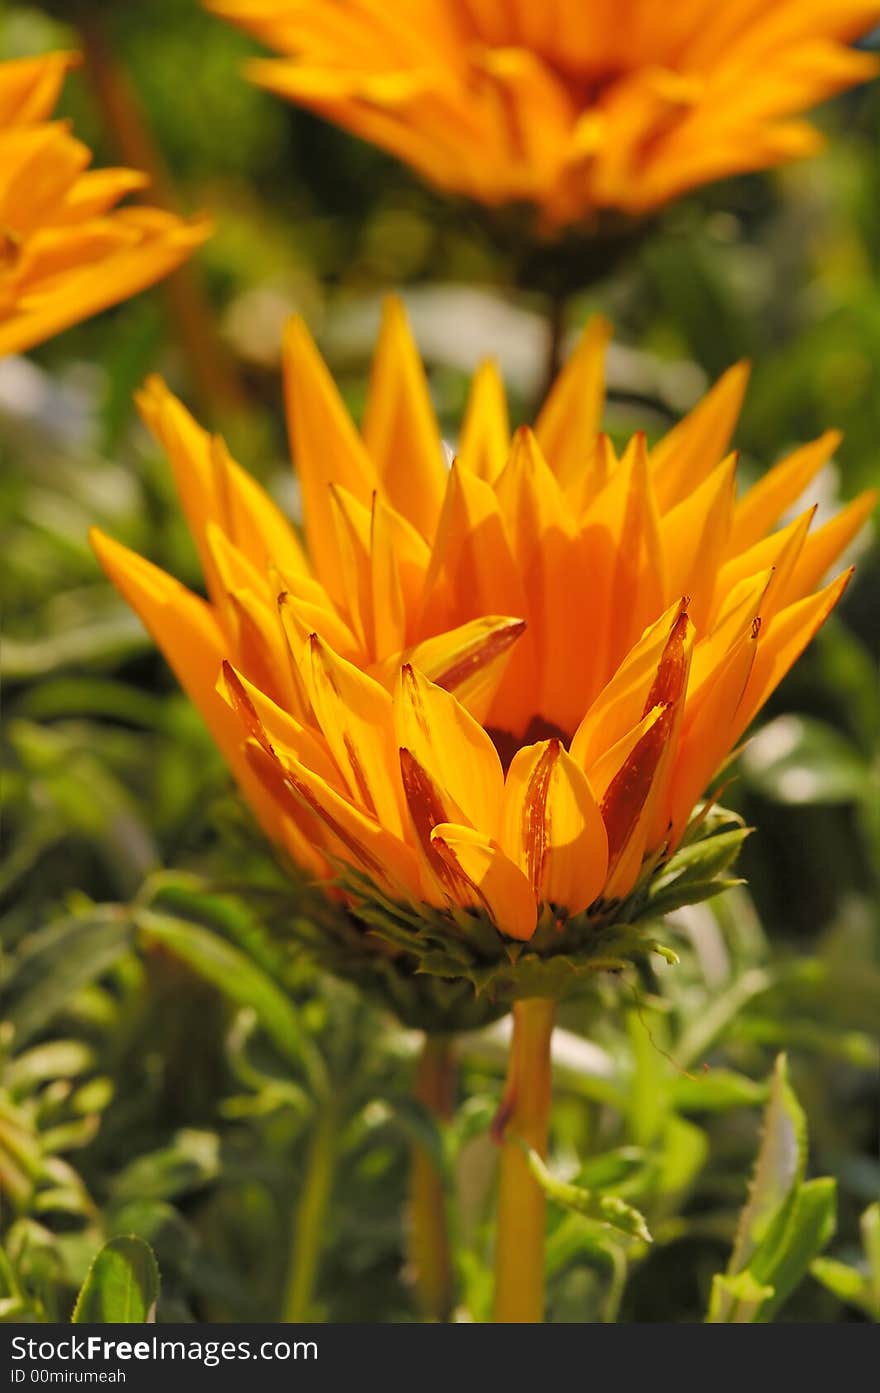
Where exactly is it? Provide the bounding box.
[0,53,209,356]
[91,302,876,952]
[207,0,880,229]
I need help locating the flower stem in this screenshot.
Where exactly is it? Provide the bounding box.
[540,291,567,410]
[409,1033,455,1321]
[493,997,556,1323]
[282,1098,339,1322]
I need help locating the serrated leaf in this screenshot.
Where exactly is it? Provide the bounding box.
[72,1236,159,1324]
[728,1053,806,1275]
[525,1148,652,1243]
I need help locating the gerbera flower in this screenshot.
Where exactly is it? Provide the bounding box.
[207,1,880,229]
[0,52,209,356]
[90,301,876,1015]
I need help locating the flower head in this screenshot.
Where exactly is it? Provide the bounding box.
[92,302,875,1020]
[0,53,209,356]
[208,0,880,230]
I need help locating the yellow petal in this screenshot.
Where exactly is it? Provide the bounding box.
[377,614,526,724]
[501,739,608,916]
[246,737,421,898]
[282,314,377,597]
[299,634,404,835]
[394,662,504,834]
[600,704,675,899]
[659,452,736,629]
[710,504,816,628]
[89,528,321,872]
[668,618,760,841]
[494,425,589,731]
[732,569,853,741]
[580,431,666,685]
[429,823,537,941]
[420,461,533,734]
[535,315,611,494]
[217,660,340,790]
[570,598,687,773]
[729,430,841,553]
[781,489,877,604]
[457,357,510,483]
[361,295,446,538]
[650,362,750,511]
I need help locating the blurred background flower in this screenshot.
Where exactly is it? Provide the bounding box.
[0,49,209,356]
[208,0,880,231]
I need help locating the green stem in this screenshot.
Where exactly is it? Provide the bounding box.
[492,998,556,1322]
[409,1034,455,1321]
[282,1100,340,1322]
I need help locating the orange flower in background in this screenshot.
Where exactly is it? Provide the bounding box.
[207,0,880,230]
[0,52,209,356]
[91,301,876,950]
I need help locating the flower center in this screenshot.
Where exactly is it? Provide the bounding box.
[486,716,570,774]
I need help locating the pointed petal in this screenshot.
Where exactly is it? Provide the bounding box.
[457,357,510,483]
[599,704,674,899]
[781,489,877,604]
[494,425,591,731]
[501,739,608,916]
[668,618,760,841]
[570,598,687,773]
[282,315,377,596]
[90,528,320,870]
[430,823,537,940]
[535,315,611,493]
[650,362,750,511]
[732,570,854,741]
[137,379,307,589]
[660,452,736,629]
[362,296,446,538]
[580,432,667,686]
[394,662,504,834]
[729,430,841,553]
[419,461,533,733]
[300,634,405,834]
[710,505,816,628]
[247,738,421,897]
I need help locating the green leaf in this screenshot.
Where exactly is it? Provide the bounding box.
[741,715,871,805]
[752,1176,837,1320]
[110,1130,220,1204]
[72,1236,160,1324]
[810,1257,873,1316]
[728,1054,806,1275]
[864,1203,880,1314]
[707,1271,774,1324]
[670,1068,767,1114]
[1,911,133,1048]
[525,1148,652,1243]
[135,908,325,1088]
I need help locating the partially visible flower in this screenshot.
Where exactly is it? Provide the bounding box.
[91,303,875,1014]
[207,1,880,230]
[0,53,209,356]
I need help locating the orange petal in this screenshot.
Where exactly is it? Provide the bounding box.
[362,295,446,538]
[430,823,537,941]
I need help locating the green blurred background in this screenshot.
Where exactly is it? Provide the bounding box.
[1,0,878,1323]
